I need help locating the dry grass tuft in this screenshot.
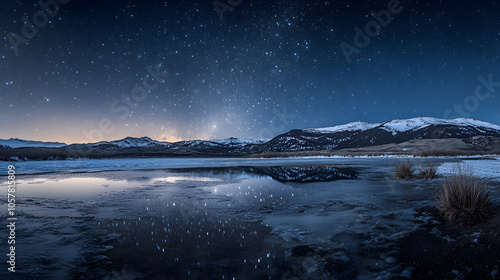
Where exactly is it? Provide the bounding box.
[394,161,414,179]
[435,164,493,225]
[416,164,438,179]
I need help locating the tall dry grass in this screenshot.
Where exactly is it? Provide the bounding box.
[416,164,438,179]
[435,164,493,225]
[394,161,414,178]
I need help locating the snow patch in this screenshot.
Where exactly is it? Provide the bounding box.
[308,121,380,133]
[438,158,500,181]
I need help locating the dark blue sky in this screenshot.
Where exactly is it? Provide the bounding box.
[1,0,499,143]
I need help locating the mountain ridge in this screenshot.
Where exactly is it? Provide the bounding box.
[0,138,67,148]
[3,117,499,148]
[306,117,500,134]
[1,117,500,159]
[263,117,500,152]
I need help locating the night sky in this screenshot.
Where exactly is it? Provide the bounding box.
[1,0,499,143]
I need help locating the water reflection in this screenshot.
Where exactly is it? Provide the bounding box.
[95,166,362,279]
[7,178,138,200]
[3,176,221,200]
[94,166,361,278]
[168,165,358,183]
[99,208,287,279]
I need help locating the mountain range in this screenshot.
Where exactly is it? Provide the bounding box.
[264,117,500,152]
[1,117,500,160]
[0,138,67,148]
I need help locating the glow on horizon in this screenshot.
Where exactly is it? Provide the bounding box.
[0,124,232,144]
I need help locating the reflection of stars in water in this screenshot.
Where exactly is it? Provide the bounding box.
[100,211,281,278]
[94,176,309,277]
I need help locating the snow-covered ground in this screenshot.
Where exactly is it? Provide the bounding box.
[438,156,500,181]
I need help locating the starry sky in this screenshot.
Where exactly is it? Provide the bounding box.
[1,0,500,144]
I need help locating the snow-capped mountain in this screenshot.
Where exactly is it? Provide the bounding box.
[308,121,380,133]
[61,136,268,156]
[170,137,268,156]
[2,117,500,159]
[210,137,268,146]
[0,138,67,148]
[176,137,268,148]
[263,117,500,152]
[307,117,500,136]
[91,136,171,148]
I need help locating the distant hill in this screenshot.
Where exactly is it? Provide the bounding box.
[262,117,500,152]
[0,138,67,148]
[1,117,500,160]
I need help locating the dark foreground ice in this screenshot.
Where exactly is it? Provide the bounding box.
[0,157,498,279]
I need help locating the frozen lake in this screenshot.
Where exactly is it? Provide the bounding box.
[0,156,467,175]
[0,156,498,279]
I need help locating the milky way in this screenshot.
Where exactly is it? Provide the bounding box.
[1,0,499,143]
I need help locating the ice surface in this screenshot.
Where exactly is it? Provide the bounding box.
[437,156,500,181]
[5,156,464,175]
[2,157,413,175]
[1,156,497,279]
